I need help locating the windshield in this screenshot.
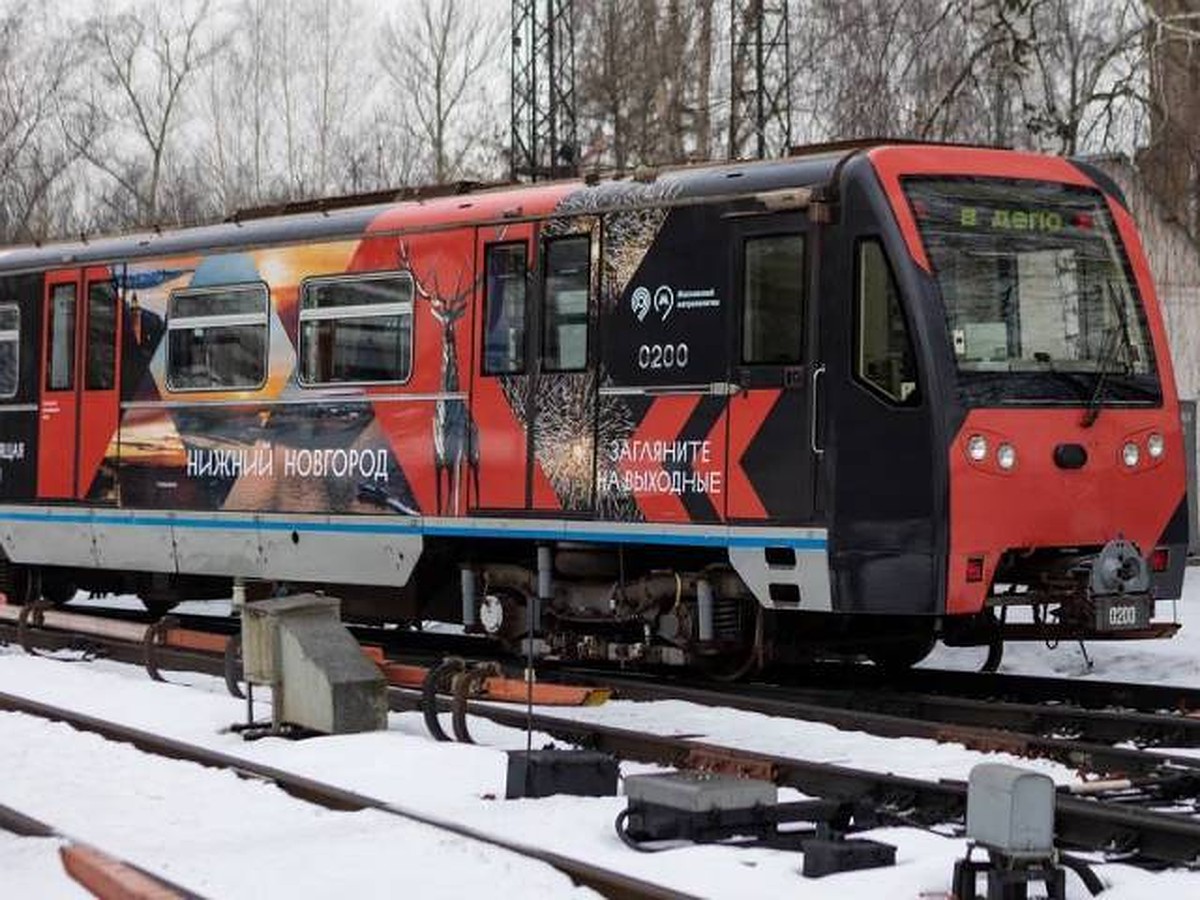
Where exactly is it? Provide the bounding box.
[904,177,1160,406]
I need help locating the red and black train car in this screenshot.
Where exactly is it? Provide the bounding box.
[0,142,1186,669]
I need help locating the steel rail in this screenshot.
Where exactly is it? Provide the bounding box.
[0,800,207,898]
[568,673,1200,778]
[784,663,1200,715]
[9,615,1200,772]
[0,690,689,900]
[8,616,1200,774]
[402,689,1200,867]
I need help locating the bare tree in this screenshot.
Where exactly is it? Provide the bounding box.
[577,0,716,170]
[1017,0,1147,155]
[197,0,278,212]
[378,0,503,183]
[0,4,97,242]
[78,0,219,228]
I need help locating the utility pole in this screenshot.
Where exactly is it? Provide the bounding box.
[511,0,577,181]
[729,0,791,160]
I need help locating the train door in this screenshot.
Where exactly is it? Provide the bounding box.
[726,214,814,523]
[37,267,120,500]
[526,221,598,514]
[470,224,537,511]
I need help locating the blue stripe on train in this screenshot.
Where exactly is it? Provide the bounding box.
[0,510,828,551]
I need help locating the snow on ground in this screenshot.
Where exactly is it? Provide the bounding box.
[6,570,1200,897]
[0,711,589,900]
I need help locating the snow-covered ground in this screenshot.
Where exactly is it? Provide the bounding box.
[5,571,1200,898]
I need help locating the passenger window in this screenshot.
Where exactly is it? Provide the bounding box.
[743,234,805,364]
[0,304,17,398]
[47,283,75,391]
[483,243,527,374]
[86,281,118,390]
[166,285,269,391]
[858,239,919,405]
[542,235,590,371]
[298,272,413,385]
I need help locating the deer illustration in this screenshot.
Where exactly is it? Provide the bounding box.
[399,241,481,516]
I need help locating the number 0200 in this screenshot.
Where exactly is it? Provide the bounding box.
[637,342,689,370]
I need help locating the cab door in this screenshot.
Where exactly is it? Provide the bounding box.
[726,215,814,523]
[37,267,120,500]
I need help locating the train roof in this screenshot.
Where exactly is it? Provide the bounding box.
[0,150,858,277]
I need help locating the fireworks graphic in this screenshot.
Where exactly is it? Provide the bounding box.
[486,179,684,519]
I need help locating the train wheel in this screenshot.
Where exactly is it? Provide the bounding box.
[140,597,180,617]
[703,604,764,682]
[40,573,77,606]
[866,631,936,673]
[0,559,37,605]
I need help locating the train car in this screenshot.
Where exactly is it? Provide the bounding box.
[0,141,1187,671]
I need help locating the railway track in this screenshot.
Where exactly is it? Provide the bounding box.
[0,798,205,899]
[11,606,1200,764]
[9,606,1200,866]
[0,689,688,900]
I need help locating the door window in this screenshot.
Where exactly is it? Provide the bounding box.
[483,242,527,374]
[541,235,590,371]
[0,304,17,398]
[86,281,118,390]
[857,239,919,405]
[743,234,805,364]
[47,283,76,391]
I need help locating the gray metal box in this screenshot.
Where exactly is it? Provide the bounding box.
[965,764,1055,856]
[624,772,776,813]
[240,593,387,734]
[242,593,340,685]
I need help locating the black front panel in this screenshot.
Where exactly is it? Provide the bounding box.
[0,273,42,501]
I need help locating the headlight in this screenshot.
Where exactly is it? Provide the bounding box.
[967,434,988,462]
[1147,433,1165,459]
[1122,441,1140,467]
[996,443,1017,470]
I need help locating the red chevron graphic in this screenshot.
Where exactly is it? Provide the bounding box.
[726,389,780,520]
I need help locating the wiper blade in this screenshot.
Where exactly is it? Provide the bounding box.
[1081,282,1134,428]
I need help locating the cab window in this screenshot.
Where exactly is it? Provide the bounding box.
[857,239,919,405]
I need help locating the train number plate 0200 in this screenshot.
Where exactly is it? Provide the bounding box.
[1094,595,1151,632]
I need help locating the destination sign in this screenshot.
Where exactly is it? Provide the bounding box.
[958,206,1067,232]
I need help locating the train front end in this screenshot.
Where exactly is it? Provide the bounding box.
[874,148,1188,645]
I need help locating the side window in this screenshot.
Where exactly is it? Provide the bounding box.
[167,285,269,391]
[299,272,413,385]
[47,283,76,391]
[86,281,118,390]
[743,234,805,364]
[0,304,18,398]
[483,242,527,374]
[858,239,919,405]
[542,235,590,371]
